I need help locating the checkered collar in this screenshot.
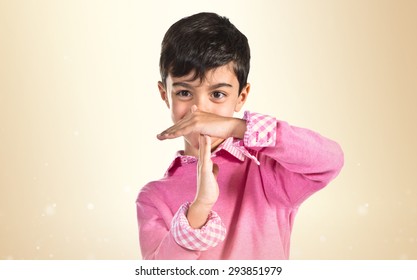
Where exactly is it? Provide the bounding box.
[166,137,260,173]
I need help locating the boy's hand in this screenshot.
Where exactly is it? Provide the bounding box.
[187,134,220,229]
[157,105,246,140]
[196,134,219,206]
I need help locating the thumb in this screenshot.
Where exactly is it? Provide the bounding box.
[212,163,219,179]
[191,105,198,113]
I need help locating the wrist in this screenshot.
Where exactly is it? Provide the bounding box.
[189,200,214,213]
[187,201,214,229]
[229,118,246,139]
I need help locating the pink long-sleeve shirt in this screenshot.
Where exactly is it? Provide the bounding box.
[136,112,344,259]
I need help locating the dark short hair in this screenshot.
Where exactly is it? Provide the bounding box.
[159,12,250,93]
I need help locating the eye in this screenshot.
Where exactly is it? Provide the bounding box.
[211,91,226,100]
[176,90,192,99]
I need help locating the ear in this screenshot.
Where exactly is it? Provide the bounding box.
[158,81,170,109]
[234,83,250,112]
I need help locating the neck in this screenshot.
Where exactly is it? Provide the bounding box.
[183,137,225,157]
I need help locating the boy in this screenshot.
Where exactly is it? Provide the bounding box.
[136,12,343,260]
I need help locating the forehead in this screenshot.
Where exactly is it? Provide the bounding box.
[167,63,238,87]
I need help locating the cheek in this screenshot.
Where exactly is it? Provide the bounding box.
[170,101,190,123]
[212,101,238,117]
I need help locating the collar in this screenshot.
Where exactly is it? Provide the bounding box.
[166,137,260,173]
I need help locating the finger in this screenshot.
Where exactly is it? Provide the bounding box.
[203,134,212,162]
[157,121,194,140]
[157,115,192,139]
[198,134,203,162]
[157,128,174,140]
[157,107,199,140]
[157,124,177,140]
[199,134,212,164]
[157,130,168,140]
[198,134,205,161]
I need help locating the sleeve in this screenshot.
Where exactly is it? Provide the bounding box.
[243,111,277,147]
[136,194,226,260]
[243,111,344,205]
[172,202,226,250]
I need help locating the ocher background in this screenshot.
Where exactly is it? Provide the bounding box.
[1,0,416,259]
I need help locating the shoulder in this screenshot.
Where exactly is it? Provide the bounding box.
[136,178,167,203]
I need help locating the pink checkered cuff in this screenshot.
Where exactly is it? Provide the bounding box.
[171,202,226,251]
[243,111,277,147]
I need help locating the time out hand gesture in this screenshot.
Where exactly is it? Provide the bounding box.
[187,134,220,229]
[157,105,246,141]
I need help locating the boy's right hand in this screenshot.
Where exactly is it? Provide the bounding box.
[187,134,220,229]
[156,105,247,142]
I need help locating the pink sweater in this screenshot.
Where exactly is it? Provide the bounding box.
[136,112,344,259]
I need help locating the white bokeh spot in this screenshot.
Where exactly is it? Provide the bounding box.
[357,203,369,216]
[43,203,57,216]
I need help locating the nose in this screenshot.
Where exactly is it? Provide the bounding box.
[193,95,209,112]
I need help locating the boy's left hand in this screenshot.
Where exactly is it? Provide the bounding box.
[157,105,246,140]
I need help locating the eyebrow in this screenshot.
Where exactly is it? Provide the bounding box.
[172,82,233,90]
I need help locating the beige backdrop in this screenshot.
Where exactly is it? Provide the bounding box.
[1,0,416,260]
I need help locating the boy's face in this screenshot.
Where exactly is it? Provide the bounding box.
[158,62,250,151]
